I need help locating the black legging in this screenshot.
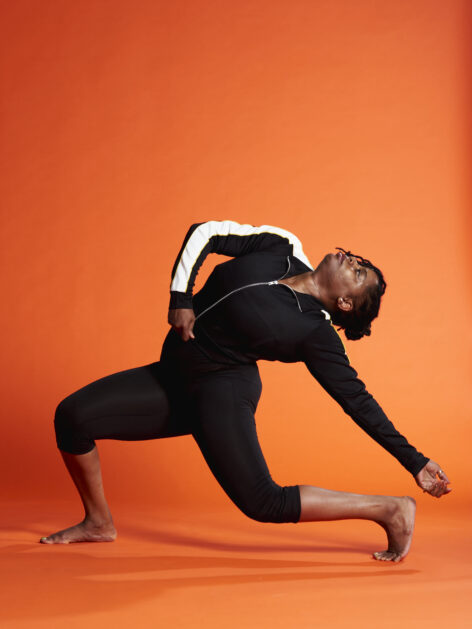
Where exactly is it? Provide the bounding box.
[54,331,301,523]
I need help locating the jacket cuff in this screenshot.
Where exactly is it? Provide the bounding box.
[407,455,430,477]
[169,291,193,310]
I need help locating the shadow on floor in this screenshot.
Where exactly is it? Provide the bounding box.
[0,540,419,622]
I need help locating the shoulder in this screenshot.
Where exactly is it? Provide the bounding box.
[303,318,350,362]
[200,220,313,269]
[258,224,312,269]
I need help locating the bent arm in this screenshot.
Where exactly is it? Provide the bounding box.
[169,220,312,309]
[303,325,429,476]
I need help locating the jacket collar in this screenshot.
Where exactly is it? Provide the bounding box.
[286,256,332,320]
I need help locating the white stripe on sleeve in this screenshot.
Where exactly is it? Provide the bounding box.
[170,220,313,293]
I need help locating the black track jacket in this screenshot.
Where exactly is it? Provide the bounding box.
[168,220,429,477]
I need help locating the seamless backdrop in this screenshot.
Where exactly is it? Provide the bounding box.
[1,0,471,516]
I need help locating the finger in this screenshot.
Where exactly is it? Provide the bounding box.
[430,483,444,498]
[183,325,195,341]
[423,481,439,496]
[438,482,452,497]
[432,480,444,494]
[438,469,450,483]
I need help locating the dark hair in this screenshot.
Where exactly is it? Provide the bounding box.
[330,247,387,341]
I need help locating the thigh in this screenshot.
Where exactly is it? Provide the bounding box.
[189,364,272,506]
[59,361,192,442]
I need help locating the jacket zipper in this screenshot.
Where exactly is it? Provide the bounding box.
[194,255,302,322]
[273,257,303,313]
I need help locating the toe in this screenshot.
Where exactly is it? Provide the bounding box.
[373,551,388,561]
[40,533,68,544]
[377,551,396,562]
[373,551,387,560]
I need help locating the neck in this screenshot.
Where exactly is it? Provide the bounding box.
[280,271,332,310]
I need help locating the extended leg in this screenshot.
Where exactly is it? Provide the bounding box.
[299,486,416,562]
[41,361,190,544]
[189,364,416,562]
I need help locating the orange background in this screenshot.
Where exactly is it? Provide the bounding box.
[2,1,472,627]
[2,1,471,510]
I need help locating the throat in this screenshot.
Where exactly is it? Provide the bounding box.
[278,272,317,297]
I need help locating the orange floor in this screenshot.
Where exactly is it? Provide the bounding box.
[1,500,471,628]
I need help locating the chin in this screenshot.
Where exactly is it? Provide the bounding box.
[327,252,339,267]
[315,253,332,271]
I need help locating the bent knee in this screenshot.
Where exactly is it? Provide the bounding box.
[54,395,94,454]
[236,482,300,524]
[54,395,78,432]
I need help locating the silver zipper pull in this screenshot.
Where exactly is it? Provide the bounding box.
[267,280,278,285]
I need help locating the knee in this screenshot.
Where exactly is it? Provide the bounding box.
[53,395,93,454]
[235,481,300,524]
[54,396,77,432]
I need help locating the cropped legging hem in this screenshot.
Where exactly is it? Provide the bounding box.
[53,358,301,524]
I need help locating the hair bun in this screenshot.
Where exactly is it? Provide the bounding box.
[345,324,371,341]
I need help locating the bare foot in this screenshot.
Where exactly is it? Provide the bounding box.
[39,517,117,544]
[373,496,416,563]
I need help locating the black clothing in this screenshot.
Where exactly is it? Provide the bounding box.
[54,220,428,525]
[167,221,429,477]
[54,336,300,523]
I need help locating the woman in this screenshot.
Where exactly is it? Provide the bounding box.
[41,220,451,562]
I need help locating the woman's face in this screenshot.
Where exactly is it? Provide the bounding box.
[319,252,379,311]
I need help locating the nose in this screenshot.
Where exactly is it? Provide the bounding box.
[348,255,360,269]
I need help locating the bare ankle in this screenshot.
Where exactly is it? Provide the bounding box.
[84,514,114,529]
[378,496,399,526]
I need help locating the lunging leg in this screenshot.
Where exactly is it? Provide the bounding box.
[41,361,190,544]
[40,447,116,544]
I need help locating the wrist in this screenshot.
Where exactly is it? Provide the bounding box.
[169,292,193,310]
[410,456,430,478]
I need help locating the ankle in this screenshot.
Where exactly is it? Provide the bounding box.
[377,496,399,526]
[84,514,114,528]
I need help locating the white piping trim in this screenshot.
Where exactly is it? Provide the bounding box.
[171,220,313,293]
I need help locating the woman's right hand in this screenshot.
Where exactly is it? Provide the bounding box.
[168,308,196,341]
[414,459,452,498]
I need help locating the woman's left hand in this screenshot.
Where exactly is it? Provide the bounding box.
[415,460,452,498]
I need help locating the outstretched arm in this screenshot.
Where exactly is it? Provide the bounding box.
[303,325,451,497]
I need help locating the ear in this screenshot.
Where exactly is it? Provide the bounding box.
[337,296,353,312]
